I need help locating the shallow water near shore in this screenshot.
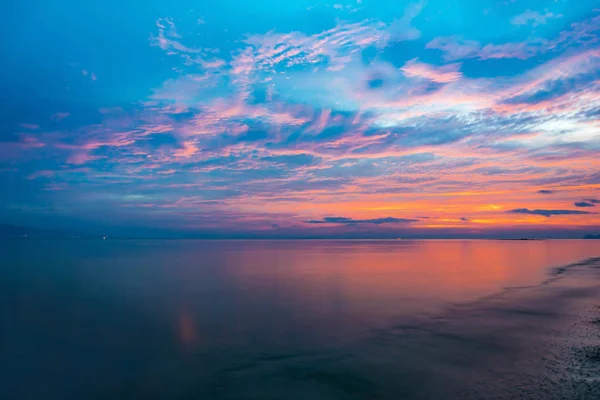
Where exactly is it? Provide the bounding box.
[2,240,600,399]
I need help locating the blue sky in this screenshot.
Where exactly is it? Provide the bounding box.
[1,0,599,237]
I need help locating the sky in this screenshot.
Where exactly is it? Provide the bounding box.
[1,0,599,238]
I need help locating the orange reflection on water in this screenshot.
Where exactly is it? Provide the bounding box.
[219,240,600,320]
[178,309,198,349]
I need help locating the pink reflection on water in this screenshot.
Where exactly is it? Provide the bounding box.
[217,240,600,320]
[178,309,198,350]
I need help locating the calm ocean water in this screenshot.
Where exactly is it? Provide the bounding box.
[2,240,600,399]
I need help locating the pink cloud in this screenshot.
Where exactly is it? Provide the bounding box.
[67,152,103,165]
[511,10,561,26]
[401,59,463,83]
[20,135,45,148]
[174,141,199,158]
[426,36,544,61]
[506,48,600,100]
[306,109,332,134]
[479,41,543,60]
[150,18,201,55]
[426,36,481,61]
[237,19,389,79]
[199,58,226,69]
[427,13,598,62]
[198,100,309,130]
[388,0,425,41]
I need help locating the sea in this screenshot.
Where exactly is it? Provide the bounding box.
[2,239,599,399]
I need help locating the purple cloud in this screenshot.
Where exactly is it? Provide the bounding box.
[306,216,419,225]
[508,208,594,217]
[575,201,596,207]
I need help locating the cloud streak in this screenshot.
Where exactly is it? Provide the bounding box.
[575,201,596,207]
[507,209,594,217]
[306,216,419,225]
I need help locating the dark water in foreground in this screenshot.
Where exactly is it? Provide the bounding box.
[2,240,600,399]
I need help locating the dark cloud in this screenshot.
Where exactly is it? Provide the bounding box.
[507,208,594,217]
[583,198,600,204]
[306,216,418,225]
[575,201,596,207]
[323,217,352,223]
[460,217,469,221]
[537,190,554,194]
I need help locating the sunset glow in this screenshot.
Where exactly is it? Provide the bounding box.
[2,0,599,238]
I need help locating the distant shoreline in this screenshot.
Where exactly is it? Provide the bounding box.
[1,237,598,241]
